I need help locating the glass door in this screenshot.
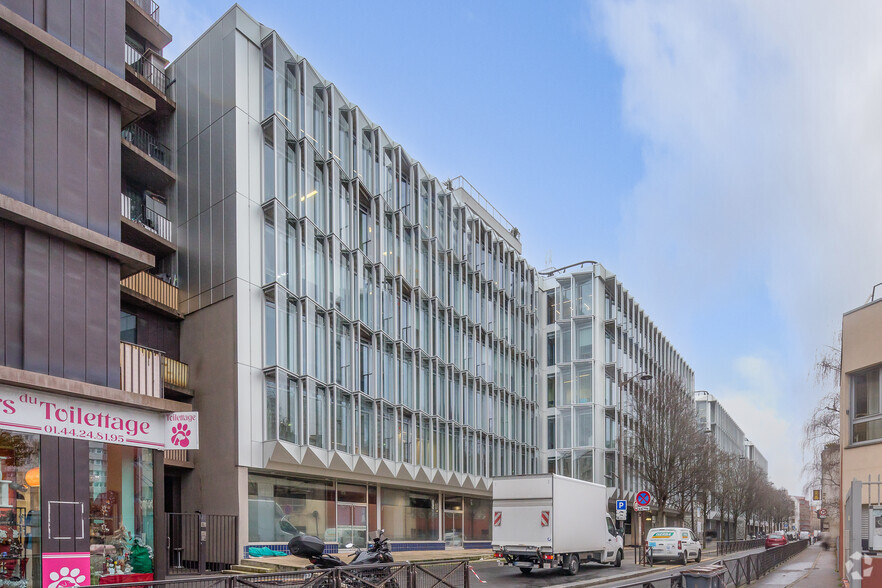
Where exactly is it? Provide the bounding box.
[336,503,368,548]
[444,511,463,547]
[443,496,463,547]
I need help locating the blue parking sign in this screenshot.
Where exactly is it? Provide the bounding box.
[616,500,627,511]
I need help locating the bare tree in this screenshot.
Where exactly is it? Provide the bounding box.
[802,333,841,516]
[631,374,704,526]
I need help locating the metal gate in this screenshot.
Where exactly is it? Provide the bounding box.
[167,513,238,575]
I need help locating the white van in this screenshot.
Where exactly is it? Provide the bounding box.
[646,527,702,565]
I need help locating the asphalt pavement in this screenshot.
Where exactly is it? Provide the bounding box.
[469,545,769,587]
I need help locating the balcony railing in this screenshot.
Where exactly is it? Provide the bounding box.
[125,43,169,96]
[120,341,163,397]
[164,448,191,465]
[131,0,160,24]
[121,192,173,241]
[122,123,171,168]
[121,270,178,309]
[162,356,189,389]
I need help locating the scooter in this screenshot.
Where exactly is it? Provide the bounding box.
[286,524,397,587]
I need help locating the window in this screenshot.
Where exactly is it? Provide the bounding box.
[309,386,326,448]
[120,311,137,343]
[0,431,39,588]
[247,474,333,542]
[853,367,882,443]
[575,319,592,360]
[546,334,555,367]
[89,442,154,573]
[279,378,298,443]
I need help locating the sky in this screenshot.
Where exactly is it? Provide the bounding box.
[162,0,882,495]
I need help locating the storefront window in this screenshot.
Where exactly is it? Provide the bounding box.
[380,488,438,541]
[0,431,40,588]
[88,443,154,582]
[464,497,490,542]
[247,474,334,543]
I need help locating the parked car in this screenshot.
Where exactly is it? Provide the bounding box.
[765,532,787,549]
[799,531,810,541]
[645,527,702,565]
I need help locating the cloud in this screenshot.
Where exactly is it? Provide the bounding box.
[592,1,882,490]
[714,356,802,492]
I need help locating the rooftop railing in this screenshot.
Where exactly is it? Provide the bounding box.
[445,175,517,237]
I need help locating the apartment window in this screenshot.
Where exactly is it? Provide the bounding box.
[852,367,882,443]
[575,274,592,316]
[121,311,137,343]
[546,334,555,367]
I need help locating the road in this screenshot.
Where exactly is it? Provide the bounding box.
[469,546,766,587]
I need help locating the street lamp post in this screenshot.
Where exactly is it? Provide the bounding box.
[616,371,653,540]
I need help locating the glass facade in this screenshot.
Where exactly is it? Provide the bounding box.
[542,269,694,494]
[247,472,489,545]
[259,32,539,482]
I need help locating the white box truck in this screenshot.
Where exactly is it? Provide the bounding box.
[491,474,623,576]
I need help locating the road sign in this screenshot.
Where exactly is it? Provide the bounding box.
[616,510,627,520]
[818,508,828,519]
[813,489,821,501]
[616,500,627,511]
[636,491,652,506]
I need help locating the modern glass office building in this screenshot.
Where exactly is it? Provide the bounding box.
[538,265,695,517]
[173,5,539,550]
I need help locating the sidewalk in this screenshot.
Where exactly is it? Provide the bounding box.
[246,548,491,571]
[750,544,838,587]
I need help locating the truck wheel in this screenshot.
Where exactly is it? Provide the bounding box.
[680,551,688,566]
[614,550,623,568]
[696,549,702,563]
[519,567,533,574]
[563,554,580,576]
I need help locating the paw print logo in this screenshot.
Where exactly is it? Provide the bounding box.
[48,567,86,588]
[170,423,191,447]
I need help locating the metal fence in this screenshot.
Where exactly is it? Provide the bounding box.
[168,513,239,575]
[716,538,765,555]
[125,43,170,95]
[131,0,160,23]
[122,123,171,168]
[616,540,808,588]
[88,560,470,588]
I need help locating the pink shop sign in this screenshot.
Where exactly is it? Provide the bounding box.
[42,552,90,588]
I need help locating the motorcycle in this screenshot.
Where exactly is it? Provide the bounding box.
[286,524,397,587]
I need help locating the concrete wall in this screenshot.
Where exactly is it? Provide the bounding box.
[0,0,124,387]
[179,295,240,514]
[840,299,882,573]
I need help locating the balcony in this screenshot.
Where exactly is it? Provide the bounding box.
[120,341,163,398]
[120,342,193,401]
[163,356,189,389]
[125,0,172,50]
[125,44,174,112]
[121,270,180,316]
[121,123,175,188]
[120,192,175,255]
[164,448,194,468]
